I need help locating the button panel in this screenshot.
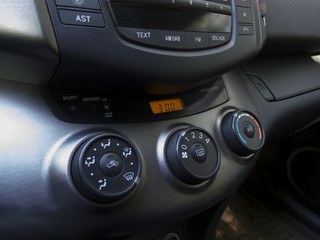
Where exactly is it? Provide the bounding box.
[236,0,254,36]
[118,27,231,50]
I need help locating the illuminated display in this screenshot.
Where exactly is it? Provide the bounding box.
[149,98,184,114]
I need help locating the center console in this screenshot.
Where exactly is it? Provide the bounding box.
[0,0,271,239]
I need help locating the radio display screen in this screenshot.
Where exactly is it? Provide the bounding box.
[110,4,231,33]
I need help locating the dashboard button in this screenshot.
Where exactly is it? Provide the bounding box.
[249,75,275,101]
[214,3,232,15]
[242,121,255,138]
[158,31,186,49]
[197,1,216,12]
[100,153,124,177]
[55,0,101,10]
[222,110,265,156]
[191,143,208,162]
[176,0,201,10]
[58,10,106,27]
[209,33,230,47]
[237,7,253,23]
[238,25,253,35]
[71,134,141,202]
[117,27,158,47]
[235,0,251,8]
[186,32,209,49]
[207,0,231,6]
[166,127,220,184]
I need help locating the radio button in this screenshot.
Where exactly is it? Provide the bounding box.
[237,7,253,23]
[158,31,186,49]
[206,0,231,6]
[58,10,106,27]
[238,25,253,35]
[235,0,251,8]
[197,1,216,12]
[117,27,159,47]
[186,32,209,49]
[214,3,232,15]
[55,0,101,10]
[209,33,231,47]
[176,0,203,10]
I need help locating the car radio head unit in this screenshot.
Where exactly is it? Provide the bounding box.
[46,0,267,94]
[109,1,232,50]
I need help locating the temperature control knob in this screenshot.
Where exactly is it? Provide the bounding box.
[222,110,265,156]
[71,134,141,202]
[166,127,220,184]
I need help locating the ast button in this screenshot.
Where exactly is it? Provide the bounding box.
[58,10,105,27]
[100,153,124,177]
[117,27,158,46]
[55,0,101,10]
[209,33,231,47]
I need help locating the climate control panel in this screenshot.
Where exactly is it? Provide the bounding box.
[70,110,264,202]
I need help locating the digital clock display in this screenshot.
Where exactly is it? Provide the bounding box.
[149,98,184,114]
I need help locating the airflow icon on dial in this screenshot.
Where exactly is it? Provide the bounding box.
[71,134,141,202]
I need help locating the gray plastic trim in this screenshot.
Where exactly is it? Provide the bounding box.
[0,0,59,85]
[0,74,259,238]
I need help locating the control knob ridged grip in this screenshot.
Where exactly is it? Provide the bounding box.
[72,134,141,202]
[166,127,220,184]
[222,110,265,156]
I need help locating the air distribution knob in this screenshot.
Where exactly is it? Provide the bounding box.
[71,134,141,202]
[222,110,265,156]
[166,127,220,184]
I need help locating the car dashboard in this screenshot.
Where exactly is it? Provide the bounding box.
[0,0,319,239]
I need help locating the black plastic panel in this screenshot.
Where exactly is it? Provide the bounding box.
[263,0,320,55]
[52,79,228,123]
[0,73,262,239]
[0,0,59,86]
[238,68,320,142]
[244,55,320,100]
